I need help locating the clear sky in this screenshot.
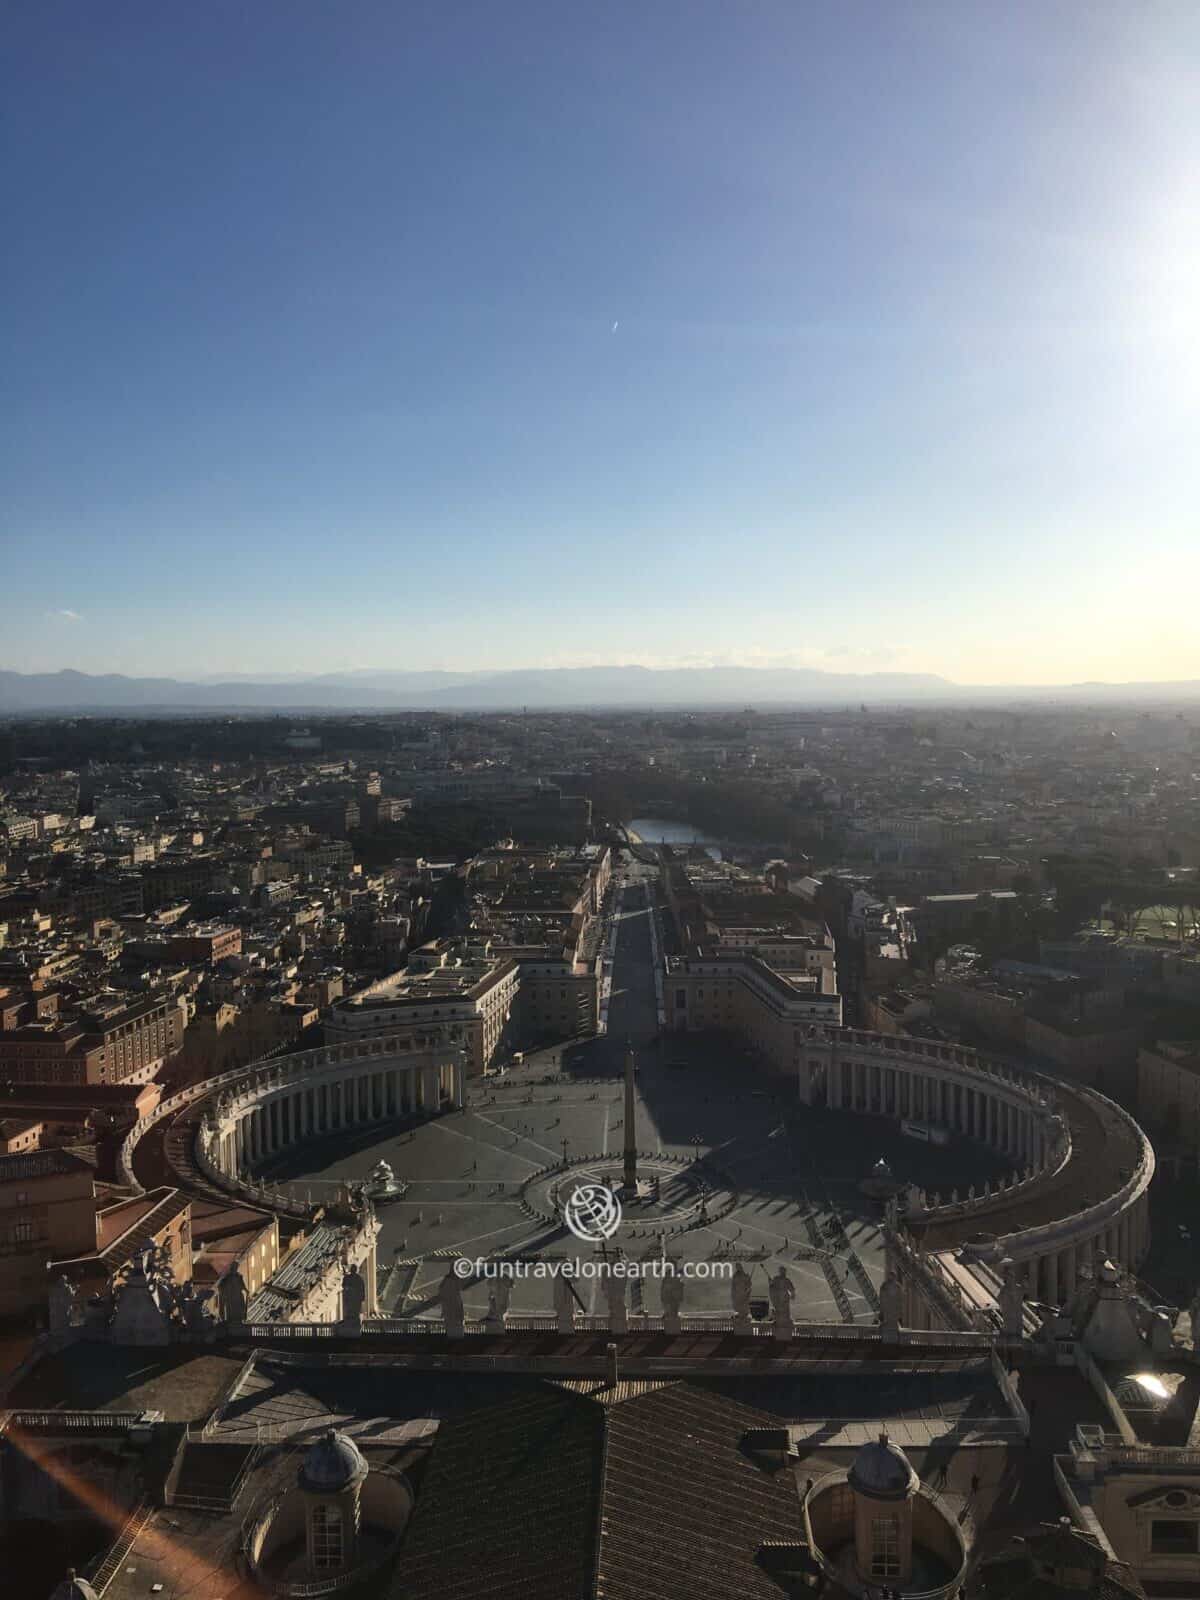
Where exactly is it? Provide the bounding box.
[3,2,1198,686]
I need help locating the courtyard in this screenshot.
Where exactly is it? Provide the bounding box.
[265,869,1011,1325]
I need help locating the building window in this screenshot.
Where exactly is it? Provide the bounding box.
[1151,1520,1200,1556]
[871,1516,900,1579]
[311,1503,343,1569]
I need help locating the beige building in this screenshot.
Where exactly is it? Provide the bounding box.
[1024,1008,1143,1100]
[0,1148,97,1316]
[0,986,187,1087]
[665,946,842,1077]
[327,941,521,1076]
[188,1196,279,1302]
[1137,1039,1200,1170]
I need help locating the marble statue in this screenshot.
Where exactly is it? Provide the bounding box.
[111,1262,171,1347]
[437,1267,465,1337]
[661,1270,684,1335]
[769,1265,795,1340]
[731,1263,753,1332]
[179,1283,216,1339]
[999,1259,1026,1338]
[497,1276,513,1324]
[340,1263,367,1331]
[49,1275,78,1334]
[878,1272,903,1336]
[485,1278,513,1329]
[604,1270,629,1334]
[553,1268,576,1333]
[217,1265,248,1326]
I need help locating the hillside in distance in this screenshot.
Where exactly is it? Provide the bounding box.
[3,664,1200,713]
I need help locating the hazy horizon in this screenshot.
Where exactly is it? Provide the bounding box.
[5,3,1199,684]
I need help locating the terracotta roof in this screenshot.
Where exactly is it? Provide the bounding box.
[394,1388,604,1600]
[597,1383,802,1600]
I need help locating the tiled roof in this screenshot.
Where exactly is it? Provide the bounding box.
[597,1384,801,1600]
[394,1388,604,1600]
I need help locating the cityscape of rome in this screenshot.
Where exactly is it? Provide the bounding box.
[5,5,1200,1600]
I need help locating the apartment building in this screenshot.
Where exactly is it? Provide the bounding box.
[0,987,187,1086]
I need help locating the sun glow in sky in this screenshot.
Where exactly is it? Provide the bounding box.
[3,2,1199,686]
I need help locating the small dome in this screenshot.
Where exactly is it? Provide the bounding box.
[299,1428,368,1494]
[848,1430,918,1501]
[50,1573,99,1600]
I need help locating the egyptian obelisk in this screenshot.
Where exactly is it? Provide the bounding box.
[623,1039,638,1192]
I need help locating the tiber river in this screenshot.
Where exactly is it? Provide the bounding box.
[628,817,723,860]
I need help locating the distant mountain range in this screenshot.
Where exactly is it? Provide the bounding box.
[2,665,1199,714]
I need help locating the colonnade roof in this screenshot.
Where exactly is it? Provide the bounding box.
[912,1076,1145,1250]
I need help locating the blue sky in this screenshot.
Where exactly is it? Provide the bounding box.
[3,2,1198,684]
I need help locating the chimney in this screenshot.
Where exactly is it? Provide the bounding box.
[606,1341,619,1388]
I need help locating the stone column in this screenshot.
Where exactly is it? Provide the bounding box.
[452,1059,466,1109]
[423,1065,440,1111]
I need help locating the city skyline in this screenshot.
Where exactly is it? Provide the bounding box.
[5,2,1199,684]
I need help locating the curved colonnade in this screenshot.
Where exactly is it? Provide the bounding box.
[120,1025,1154,1322]
[803,1029,1154,1304]
[120,1033,468,1214]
